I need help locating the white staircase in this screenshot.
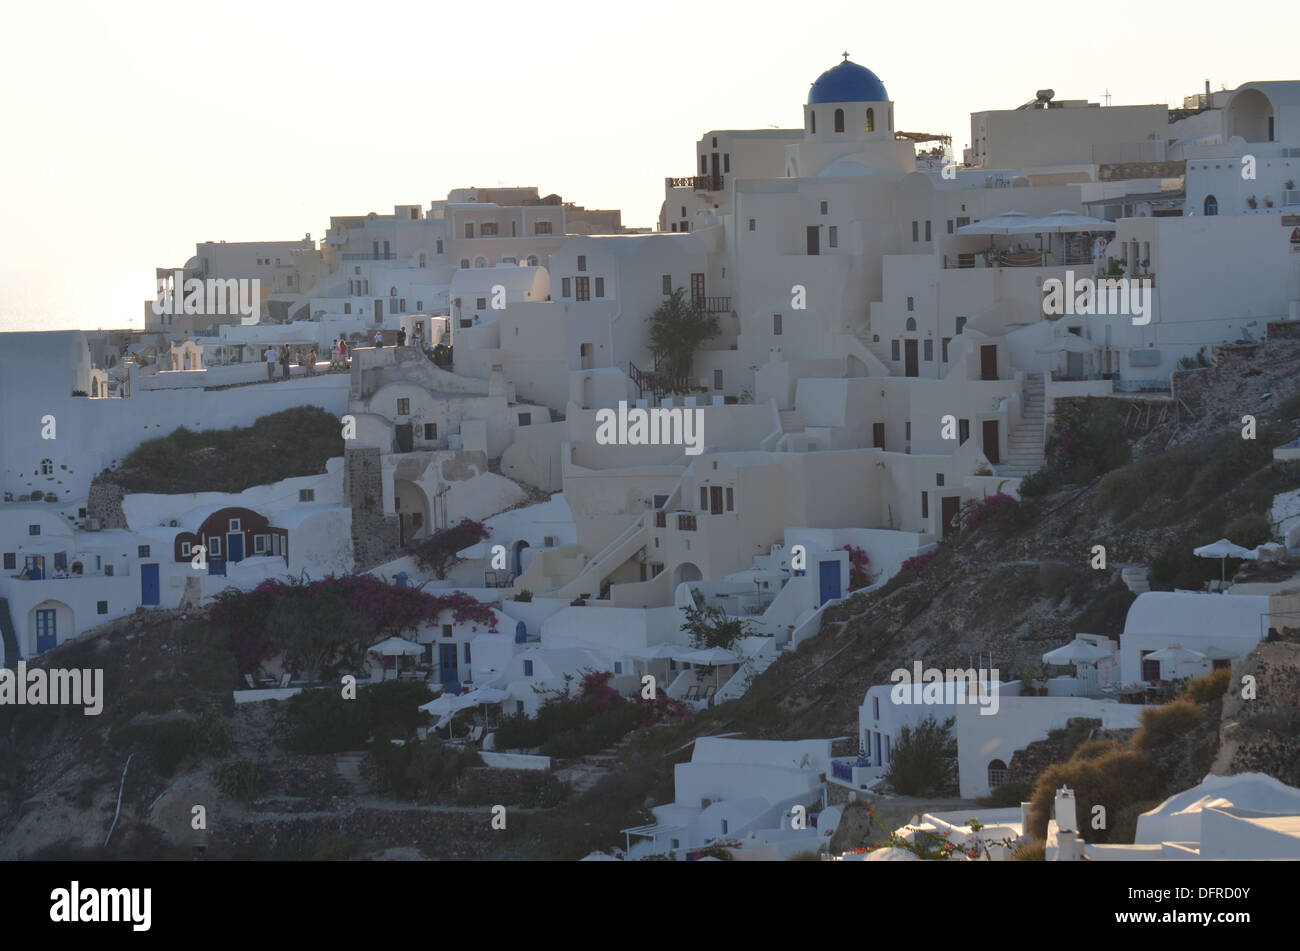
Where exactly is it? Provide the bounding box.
[779,409,805,434]
[998,373,1046,477]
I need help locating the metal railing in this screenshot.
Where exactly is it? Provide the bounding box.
[341,252,397,261]
[665,175,723,191]
[691,296,731,313]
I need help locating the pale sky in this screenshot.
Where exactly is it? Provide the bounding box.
[1,0,1292,332]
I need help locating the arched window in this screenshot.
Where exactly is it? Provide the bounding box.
[474,256,487,268]
[866,108,874,132]
[40,458,53,475]
[834,108,844,133]
[527,255,539,267]
[389,286,397,296]
[459,259,470,269]
[419,252,427,267]
[1204,194,1218,216]
[810,110,816,134]
[987,759,1008,788]
[905,317,917,332]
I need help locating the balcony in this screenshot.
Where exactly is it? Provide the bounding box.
[691,296,731,313]
[665,175,723,192]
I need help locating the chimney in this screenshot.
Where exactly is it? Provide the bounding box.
[1054,786,1078,833]
[1205,79,1211,97]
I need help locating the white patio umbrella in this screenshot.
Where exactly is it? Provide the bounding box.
[682,647,741,665]
[419,691,475,717]
[1042,638,1113,665]
[955,211,1032,235]
[1145,645,1206,663]
[1193,538,1256,584]
[368,635,424,681]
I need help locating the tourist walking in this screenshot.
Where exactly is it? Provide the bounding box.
[307,347,317,375]
[330,338,340,369]
[339,338,348,367]
[397,327,406,347]
[281,344,291,379]
[265,345,277,380]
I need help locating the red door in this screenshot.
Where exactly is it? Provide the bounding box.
[982,420,1000,464]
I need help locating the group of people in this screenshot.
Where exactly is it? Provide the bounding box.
[263,344,321,380]
[330,338,350,369]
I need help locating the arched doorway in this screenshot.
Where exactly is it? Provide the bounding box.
[512,539,530,576]
[393,479,431,543]
[673,562,702,588]
[1204,194,1218,216]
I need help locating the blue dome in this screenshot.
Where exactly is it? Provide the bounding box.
[808,60,888,104]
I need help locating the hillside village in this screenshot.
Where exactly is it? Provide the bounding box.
[2,61,1300,861]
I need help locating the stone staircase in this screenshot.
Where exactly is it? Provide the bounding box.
[1121,565,1151,594]
[998,373,1046,478]
[334,751,368,795]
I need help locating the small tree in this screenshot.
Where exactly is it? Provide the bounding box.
[410,518,490,579]
[885,715,958,796]
[648,288,720,394]
[681,600,749,652]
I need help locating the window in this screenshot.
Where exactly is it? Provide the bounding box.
[2,553,12,570]
[773,314,782,336]
[344,302,352,315]
[907,297,914,312]
[577,255,586,272]
[97,601,108,615]
[399,299,406,312]
[397,398,410,415]
[527,255,538,266]
[700,486,709,511]
[865,108,874,132]
[436,239,443,254]
[906,421,912,441]
[595,277,604,298]
[937,473,945,486]
[299,489,315,502]
[442,624,453,638]
[810,110,816,133]
[713,369,723,391]
[955,316,967,335]
[464,642,472,664]
[891,340,900,361]
[959,419,970,444]
[921,491,928,518]
[614,661,623,675]
[518,413,532,426]
[254,535,267,554]
[416,300,423,311]
[28,524,40,536]
[40,458,53,475]
[228,518,241,532]
[476,297,487,310]
[726,487,734,511]
[662,275,672,295]
[524,659,534,677]
[516,700,525,714]
[104,563,114,576]
[947,219,954,234]
[460,259,470,269]
[942,337,951,362]
[925,220,932,241]
[424,423,437,440]
[819,201,828,215]
[834,108,844,133]
[829,226,838,248]
[181,542,191,557]
[988,759,1009,788]
[534,221,551,235]
[480,222,497,236]
[209,536,221,557]
[924,339,933,361]
[1204,195,1218,216]
[561,277,571,297]
[748,218,756,231]
[464,223,474,239]
[912,221,919,242]
[137,545,150,558]
[575,276,590,301]
[723,154,730,173]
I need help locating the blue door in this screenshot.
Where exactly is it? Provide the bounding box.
[227,533,244,563]
[141,563,160,606]
[818,560,841,605]
[439,643,459,685]
[24,555,45,580]
[35,608,56,653]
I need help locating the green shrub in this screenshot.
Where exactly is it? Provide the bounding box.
[191,706,232,757]
[1011,841,1045,861]
[513,589,533,602]
[369,738,481,800]
[215,761,263,802]
[976,781,1032,808]
[1132,699,1202,751]
[1184,668,1231,704]
[1223,513,1272,548]
[152,721,198,777]
[885,716,958,797]
[285,687,370,753]
[1016,468,1055,498]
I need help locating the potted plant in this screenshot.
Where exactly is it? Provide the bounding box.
[1246,195,1258,209]
[1286,179,1295,190]
[1264,196,1274,208]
